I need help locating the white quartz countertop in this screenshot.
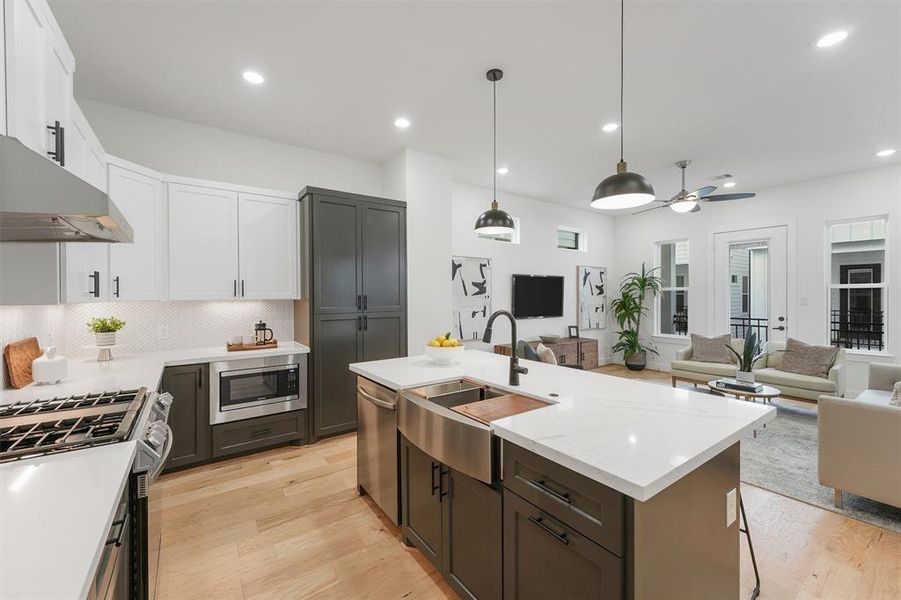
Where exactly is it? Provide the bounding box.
[350,350,775,501]
[0,341,310,405]
[0,442,137,600]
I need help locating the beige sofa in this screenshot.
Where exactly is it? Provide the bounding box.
[818,363,901,509]
[752,341,846,401]
[670,338,745,387]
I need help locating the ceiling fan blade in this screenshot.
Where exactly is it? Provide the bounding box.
[701,192,756,202]
[690,204,701,213]
[688,185,717,198]
[632,204,669,216]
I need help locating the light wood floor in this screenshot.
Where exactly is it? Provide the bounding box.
[150,370,901,599]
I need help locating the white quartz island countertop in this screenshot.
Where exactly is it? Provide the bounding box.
[350,350,775,501]
[0,442,137,600]
[0,341,310,405]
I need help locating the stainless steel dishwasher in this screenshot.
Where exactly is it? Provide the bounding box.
[356,376,400,524]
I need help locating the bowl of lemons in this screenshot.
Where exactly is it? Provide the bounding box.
[425,332,465,365]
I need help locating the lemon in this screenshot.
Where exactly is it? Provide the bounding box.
[448,337,459,346]
[428,340,440,347]
[441,339,456,347]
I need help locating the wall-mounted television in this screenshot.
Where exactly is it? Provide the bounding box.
[512,274,564,319]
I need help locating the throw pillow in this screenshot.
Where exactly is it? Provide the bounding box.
[780,338,839,378]
[690,333,734,364]
[890,382,901,406]
[535,343,557,365]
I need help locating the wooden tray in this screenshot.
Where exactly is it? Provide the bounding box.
[450,394,549,425]
[227,340,279,352]
[4,337,42,389]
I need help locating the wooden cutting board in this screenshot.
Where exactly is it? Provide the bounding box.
[4,337,42,389]
[450,394,549,425]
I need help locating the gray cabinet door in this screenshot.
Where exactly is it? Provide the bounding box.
[503,491,623,600]
[361,311,406,362]
[311,195,360,314]
[160,363,211,471]
[361,201,406,313]
[401,436,443,570]
[312,313,361,438]
[443,469,503,600]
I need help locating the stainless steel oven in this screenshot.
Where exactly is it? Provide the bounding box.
[210,354,307,424]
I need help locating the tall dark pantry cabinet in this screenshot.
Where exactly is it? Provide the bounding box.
[295,187,407,442]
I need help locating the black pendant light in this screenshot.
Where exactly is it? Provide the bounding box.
[475,68,516,235]
[590,0,655,210]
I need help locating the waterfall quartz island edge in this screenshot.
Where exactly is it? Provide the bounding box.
[350,349,774,599]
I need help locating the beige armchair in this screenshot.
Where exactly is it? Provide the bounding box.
[752,341,845,400]
[818,363,901,509]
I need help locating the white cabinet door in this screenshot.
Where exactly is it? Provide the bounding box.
[61,243,109,303]
[66,102,107,190]
[169,184,239,300]
[109,166,166,301]
[238,194,298,300]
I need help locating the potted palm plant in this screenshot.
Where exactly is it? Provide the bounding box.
[87,316,126,347]
[610,263,662,371]
[725,329,764,382]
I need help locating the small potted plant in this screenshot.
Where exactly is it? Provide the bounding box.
[725,329,764,383]
[88,316,126,347]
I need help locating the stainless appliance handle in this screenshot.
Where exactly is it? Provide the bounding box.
[219,363,298,378]
[149,425,174,481]
[357,386,395,410]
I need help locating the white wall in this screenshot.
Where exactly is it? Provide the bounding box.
[452,182,617,361]
[80,100,384,196]
[613,164,901,395]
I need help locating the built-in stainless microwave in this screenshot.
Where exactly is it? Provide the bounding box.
[210,354,307,424]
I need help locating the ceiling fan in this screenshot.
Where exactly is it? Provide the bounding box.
[633,160,756,215]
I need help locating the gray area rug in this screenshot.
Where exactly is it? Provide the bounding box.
[740,398,901,534]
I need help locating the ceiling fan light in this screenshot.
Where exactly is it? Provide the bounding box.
[591,166,656,210]
[475,201,515,234]
[670,198,697,213]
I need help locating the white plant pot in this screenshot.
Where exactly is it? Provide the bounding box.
[95,332,117,347]
[736,370,755,383]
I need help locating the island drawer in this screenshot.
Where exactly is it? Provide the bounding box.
[503,441,624,556]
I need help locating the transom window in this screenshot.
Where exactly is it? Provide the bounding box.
[557,226,586,252]
[657,240,689,336]
[828,218,887,352]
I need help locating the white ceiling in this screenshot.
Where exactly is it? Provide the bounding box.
[51,1,900,208]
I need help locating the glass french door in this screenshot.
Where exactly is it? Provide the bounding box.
[713,226,788,344]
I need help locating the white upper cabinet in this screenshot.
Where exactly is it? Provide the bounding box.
[108,164,166,301]
[169,184,240,300]
[238,194,298,300]
[4,0,74,165]
[67,102,107,191]
[61,242,109,304]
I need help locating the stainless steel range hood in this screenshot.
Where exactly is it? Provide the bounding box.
[0,135,133,242]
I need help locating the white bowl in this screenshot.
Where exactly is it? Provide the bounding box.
[538,334,561,344]
[424,343,465,365]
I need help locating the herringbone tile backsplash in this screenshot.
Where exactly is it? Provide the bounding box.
[0,300,294,387]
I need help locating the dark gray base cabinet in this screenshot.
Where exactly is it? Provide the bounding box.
[401,436,502,600]
[212,411,306,458]
[160,363,211,471]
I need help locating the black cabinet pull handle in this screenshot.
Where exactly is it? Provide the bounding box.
[251,428,272,438]
[357,316,362,331]
[241,280,245,297]
[47,120,65,166]
[522,476,572,505]
[431,462,439,496]
[528,515,569,545]
[198,367,202,389]
[88,270,100,298]
[113,276,120,298]
[363,315,368,331]
[439,466,448,501]
[356,294,361,309]
[362,294,368,310]
[233,280,237,297]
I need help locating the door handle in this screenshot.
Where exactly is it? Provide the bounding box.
[363,315,368,331]
[528,515,570,545]
[431,462,440,496]
[113,276,120,298]
[439,466,448,501]
[356,294,361,309]
[241,280,245,297]
[357,316,362,331]
[772,326,786,331]
[362,294,368,310]
[47,121,65,166]
[357,387,395,410]
[233,280,237,297]
[88,271,100,297]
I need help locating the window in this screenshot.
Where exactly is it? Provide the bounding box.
[828,218,887,352]
[478,216,520,244]
[557,226,586,252]
[657,240,689,336]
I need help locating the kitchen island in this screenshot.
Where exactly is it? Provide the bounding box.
[350,349,775,599]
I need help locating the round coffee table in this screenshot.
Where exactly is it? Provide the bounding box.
[707,380,781,404]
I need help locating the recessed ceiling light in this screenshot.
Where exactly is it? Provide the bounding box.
[601,122,619,133]
[496,166,509,175]
[242,71,264,85]
[876,148,896,158]
[723,181,736,188]
[394,117,411,129]
[815,30,848,48]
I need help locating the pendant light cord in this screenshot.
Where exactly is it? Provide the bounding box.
[493,78,498,201]
[619,0,625,162]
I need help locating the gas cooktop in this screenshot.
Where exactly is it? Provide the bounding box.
[0,388,147,463]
